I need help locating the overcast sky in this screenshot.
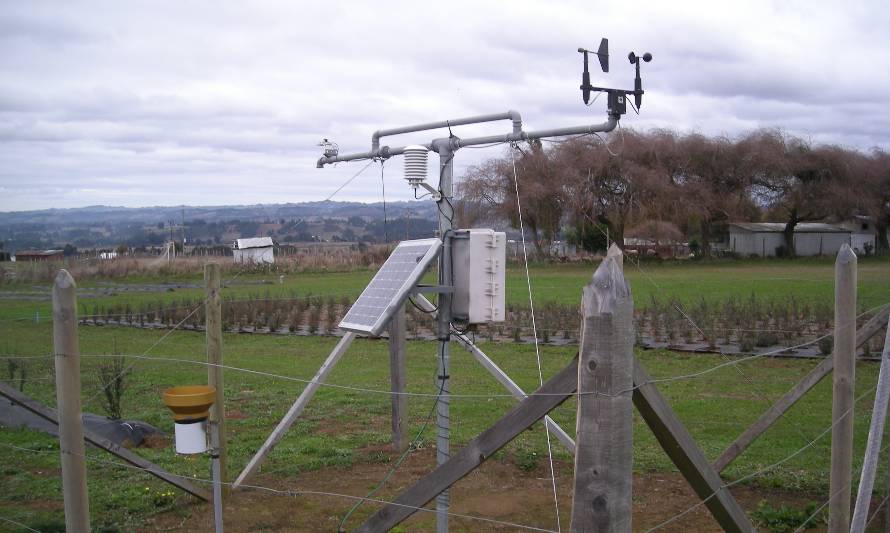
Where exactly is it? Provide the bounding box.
[1,1,888,212]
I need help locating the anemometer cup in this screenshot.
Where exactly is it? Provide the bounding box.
[163,385,216,454]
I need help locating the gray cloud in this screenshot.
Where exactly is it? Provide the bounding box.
[1,0,888,211]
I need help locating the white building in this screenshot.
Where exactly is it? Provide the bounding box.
[836,216,878,255]
[233,237,274,264]
[728,223,852,257]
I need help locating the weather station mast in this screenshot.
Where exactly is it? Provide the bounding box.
[315,39,652,532]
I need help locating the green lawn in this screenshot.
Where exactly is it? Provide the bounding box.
[1,257,889,530]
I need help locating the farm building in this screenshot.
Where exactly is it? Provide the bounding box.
[728,223,852,257]
[233,237,274,264]
[14,249,64,262]
[836,215,878,255]
[624,220,690,258]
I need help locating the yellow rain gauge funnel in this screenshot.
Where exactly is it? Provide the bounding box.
[163,385,216,454]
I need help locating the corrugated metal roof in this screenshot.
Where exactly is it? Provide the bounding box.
[233,237,274,249]
[15,249,64,256]
[729,222,850,234]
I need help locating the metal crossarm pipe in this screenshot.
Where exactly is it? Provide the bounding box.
[316,114,619,167]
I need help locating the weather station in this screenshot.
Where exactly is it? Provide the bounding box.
[233,38,653,532]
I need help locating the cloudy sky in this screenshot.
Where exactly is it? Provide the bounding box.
[1,1,888,212]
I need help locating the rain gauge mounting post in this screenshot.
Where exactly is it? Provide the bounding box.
[314,38,652,532]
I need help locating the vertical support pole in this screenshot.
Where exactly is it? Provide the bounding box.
[205,263,227,494]
[389,304,408,452]
[571,244,634,532]
[53,269,91,533]
[830,243,857,533]
[210,416,224,533]
[851,319,890,533]
[434,141,456,533]
[886,415,890,533]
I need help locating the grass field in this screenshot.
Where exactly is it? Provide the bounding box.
[1,256,889,531]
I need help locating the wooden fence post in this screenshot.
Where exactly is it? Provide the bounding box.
[389,304,408,452]
[205,263,227,493]
[830,243,857,533]
[571,244,634,532]
[53,269,91,532]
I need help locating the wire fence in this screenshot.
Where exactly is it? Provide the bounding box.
[1,264,888,531]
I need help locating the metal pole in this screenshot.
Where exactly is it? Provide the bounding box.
[850,319,890,533]
[434,142,455,533]
[210,418,224,533]
[53,269,91,533]
[205,263,228,494]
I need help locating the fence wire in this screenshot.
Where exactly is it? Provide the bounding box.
[1,266,888,531]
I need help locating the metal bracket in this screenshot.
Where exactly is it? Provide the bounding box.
[416,181,441,200]
[412,284,453,294]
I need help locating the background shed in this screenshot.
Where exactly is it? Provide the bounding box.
[728,223,851,257]
[233,237,274,264]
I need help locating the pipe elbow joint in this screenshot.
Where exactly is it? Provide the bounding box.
[507,109,523,133]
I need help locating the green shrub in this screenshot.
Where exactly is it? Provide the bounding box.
[751,500,822,532]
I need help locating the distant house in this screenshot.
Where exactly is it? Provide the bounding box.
[836,215,877,255]
[233,237,274,264]
[728,223,852,257]
[624,220,690,258]
[14,249,64,262]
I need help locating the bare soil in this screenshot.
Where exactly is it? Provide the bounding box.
[142,449,837,532]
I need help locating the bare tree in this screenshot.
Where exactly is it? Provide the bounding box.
[862,149,890,254]
[678,133,757,256]
[743,130,851,256]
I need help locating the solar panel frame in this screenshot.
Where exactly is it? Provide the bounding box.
[338,238,442,336]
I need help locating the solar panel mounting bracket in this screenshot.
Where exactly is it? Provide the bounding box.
[412,285,454,294]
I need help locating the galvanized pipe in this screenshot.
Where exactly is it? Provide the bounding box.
[317,115,619,167]
[371,110,522,152]
[434,145,455,533]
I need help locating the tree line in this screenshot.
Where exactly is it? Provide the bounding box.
[456,128,890,256]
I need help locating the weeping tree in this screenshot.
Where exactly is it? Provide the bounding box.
[457,141,567,256]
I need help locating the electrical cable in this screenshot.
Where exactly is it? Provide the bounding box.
[509,144,563,532]
[407,295,437,314]
[323,160,376,202]
[337,346,448,531]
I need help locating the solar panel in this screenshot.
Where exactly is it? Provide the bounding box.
[339,238,441,336]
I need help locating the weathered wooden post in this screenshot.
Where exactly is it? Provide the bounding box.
[571,244,634,533]
[829,243,857,533]
[205,263,228,493]
[389,303,408,452]
[850,319,890,533]
[53,269,91,532]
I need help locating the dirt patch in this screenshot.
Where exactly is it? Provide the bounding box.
[225,410,249,420]
[142,451,843,532]
[140,433,171,450]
